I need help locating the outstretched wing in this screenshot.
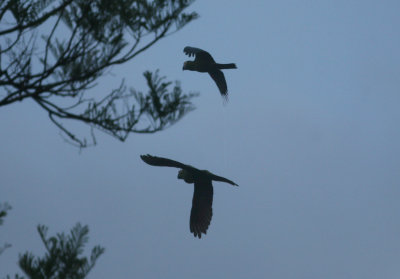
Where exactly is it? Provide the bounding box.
[183,46,215,63]
[190,178,213,239]
[140,154,190,169]
[209,69,228,97]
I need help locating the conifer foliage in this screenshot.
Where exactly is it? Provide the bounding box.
[8,223,104,279]
[0,0,198,147]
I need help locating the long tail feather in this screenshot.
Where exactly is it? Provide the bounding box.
[216,63,237,69]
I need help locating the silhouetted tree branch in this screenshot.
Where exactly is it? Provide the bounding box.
[7,223,104,279]
[0,0,198,148]
[0,202,12,255]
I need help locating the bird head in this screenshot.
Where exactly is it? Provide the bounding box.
[178,169,195,184]
[182,61,195,71]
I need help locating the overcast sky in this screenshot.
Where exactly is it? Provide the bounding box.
[1,1,400,278]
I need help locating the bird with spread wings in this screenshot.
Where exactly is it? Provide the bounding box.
[140,154,238,239]
[183,46,237,101]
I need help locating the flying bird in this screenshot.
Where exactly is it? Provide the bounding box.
[183,46,237,100]
[140,154,238,239]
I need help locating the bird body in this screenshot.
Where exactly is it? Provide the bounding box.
[183,60,210,72]
[183,61,236,73]
[183,46,237,100]
[140,154,238,238]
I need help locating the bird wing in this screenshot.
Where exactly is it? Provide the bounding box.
[140,154,191,170]
[183,46,215,63]
[208,69,228,97]
[190,178,213,239]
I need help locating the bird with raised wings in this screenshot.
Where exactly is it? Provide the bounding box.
[140,154,238,239]
[183,46,237,101]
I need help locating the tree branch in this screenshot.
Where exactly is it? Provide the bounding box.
[0,0,198,148]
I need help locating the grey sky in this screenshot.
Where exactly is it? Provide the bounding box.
[1,1,400,278]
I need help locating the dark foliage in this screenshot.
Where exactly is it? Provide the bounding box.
[0,202,12,255]
[7,223,104,279]
[0,0,198,147]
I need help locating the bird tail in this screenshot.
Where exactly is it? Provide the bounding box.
[216,63,237,69]
[210,173,238,186]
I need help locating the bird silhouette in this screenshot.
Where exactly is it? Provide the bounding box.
[183,46,237,101]
[140,154,238,238]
